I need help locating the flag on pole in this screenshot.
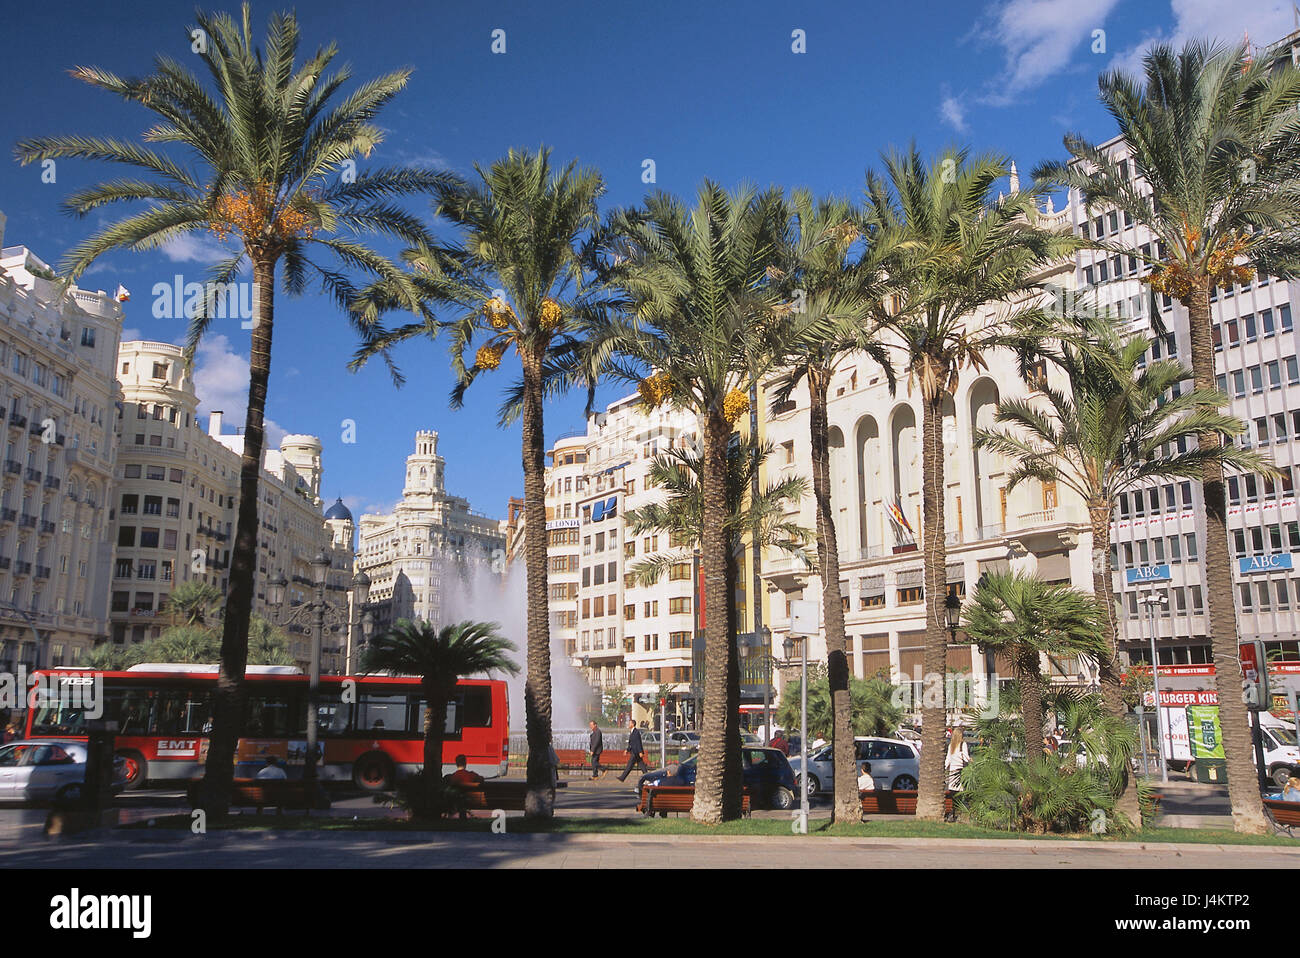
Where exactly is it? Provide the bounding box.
[114,284,131,303]
[886,497,914,536]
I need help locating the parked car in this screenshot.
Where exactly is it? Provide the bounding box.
[637,747,797,809]
[0,740,127,805]
[788,736,920,796]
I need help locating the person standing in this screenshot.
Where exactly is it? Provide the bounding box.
[945,728,970,791]
[617,719,647,782]
[588,720,604,779]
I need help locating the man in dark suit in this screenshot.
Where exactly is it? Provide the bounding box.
[617,719,648,781]
[588,720,603,779]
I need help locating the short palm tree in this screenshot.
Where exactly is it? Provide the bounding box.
[360,620,519,777]
[865,146,1072,820]
[767,190,895,824]
[246,615,295,667]
[1035,39,1300,833]
[976,316,1272,815]
[777,673,904,743]
[14,5,443,816]
[351,148,605,819]
[165,581,223,629]
[961,571,1106,763]
[594,182,819,823]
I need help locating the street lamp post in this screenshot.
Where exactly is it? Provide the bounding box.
[783,633,807,834]
[1140,590,1170,784]
[267,553,364,788]
[762,625,772,745]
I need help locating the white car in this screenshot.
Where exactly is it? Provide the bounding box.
[0,740,127,805]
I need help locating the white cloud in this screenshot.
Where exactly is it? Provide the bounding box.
[347,495,398,518]
[973,0,1123,105]
[191,333,287,447]
[1109,0,1296,77]
[160,233,234,265]
[120,327,142,342]
[940,88,969,132]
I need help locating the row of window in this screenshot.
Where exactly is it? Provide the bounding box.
[1116,482,1195,520]
[1212,305,1294,349]
[1216,357,1300,397]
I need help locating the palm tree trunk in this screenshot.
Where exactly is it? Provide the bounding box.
[1089,503,1140,823]
[519,345,554,819]
[692,410,741,824]
[808,370,857,823]
[1019,652,1045,761]
[916,387,948,822]
[201,254,275,817]
[423,680,451,777]
[722,539,744,818]
[1185,280,1267,833]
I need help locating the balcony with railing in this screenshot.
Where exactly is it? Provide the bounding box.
[0,557,9,570]
[35,565,50,579]
[13,561,32,575]
[43,476,60,490]
[3,460,21,475]
[18,515,36,529]
[0,508,15,523]
[23,468,41,483]
[39,520,56,535]
[8,414,27,430]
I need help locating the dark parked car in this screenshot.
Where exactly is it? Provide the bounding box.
[637,747,797,810]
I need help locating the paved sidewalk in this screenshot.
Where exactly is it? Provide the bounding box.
[3,828,1297,868]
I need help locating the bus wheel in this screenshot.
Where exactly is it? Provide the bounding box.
[353,754,393,792]
[117,751,147,791]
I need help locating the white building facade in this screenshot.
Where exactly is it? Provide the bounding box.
[355,431,506,633]
[0,211,123,669]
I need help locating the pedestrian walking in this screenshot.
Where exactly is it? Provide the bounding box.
[617,719,648,782]
[588,720,604,779]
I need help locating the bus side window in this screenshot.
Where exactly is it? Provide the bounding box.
[356,694,407,734]
[461,687,491,728]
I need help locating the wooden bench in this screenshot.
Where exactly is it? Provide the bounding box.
[637,784,750,817]
[457,779,533,812]
[859,789,955,816]
[1264,798,1300,836]
[187,778,330,813]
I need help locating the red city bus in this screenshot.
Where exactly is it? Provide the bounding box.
[23,664,509,790]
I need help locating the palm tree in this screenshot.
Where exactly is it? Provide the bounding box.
[624,434,812,589]
[767,190,895,824]
[865,146,1071,820]
[975,316,1272,818]
[594,182,818,823]
[351,148,605,818]
[246,615,295,667]
[624,433,811,797]
[1035,39,1300,833]
[777,673,904,743]
[360,620,519,778]
[961,571,1106,765]
[164,581,223,629]
[14,5,443,816]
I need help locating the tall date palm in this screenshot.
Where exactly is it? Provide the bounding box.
[14,5,440,816]
[352,148,605,818]
[975,316,1271,820]
[767,190,895,823]
[594,182,818,823]
[1035,40,1300,832]
[865,147,1071,821]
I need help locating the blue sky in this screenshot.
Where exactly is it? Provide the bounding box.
[3,0,1295,520]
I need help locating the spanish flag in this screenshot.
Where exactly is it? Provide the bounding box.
[114,284,131,303]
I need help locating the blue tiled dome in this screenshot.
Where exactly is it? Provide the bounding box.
[324,497,353,521]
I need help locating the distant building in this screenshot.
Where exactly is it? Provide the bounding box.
[356,430,506,632]
[0,210,123,669]
[111,341,352,670]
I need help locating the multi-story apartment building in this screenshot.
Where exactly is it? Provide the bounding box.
[0,211,122,669]
[112,340,353,669]
[760,196,1101,706]
[355,430,506,633]
[1071,142,1300,667]
[543,395,752,728]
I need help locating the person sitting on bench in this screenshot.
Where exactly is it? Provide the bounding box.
[857,761,875,791]
[444,754,484,788]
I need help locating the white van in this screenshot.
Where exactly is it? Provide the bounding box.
[1259,713,1299,787]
